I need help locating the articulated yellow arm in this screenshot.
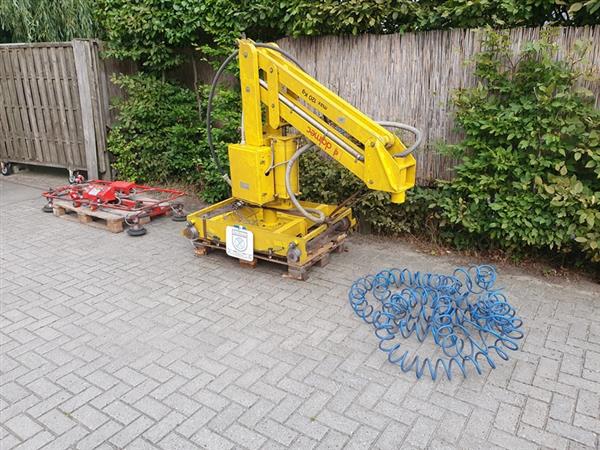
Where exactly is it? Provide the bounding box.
[238,39,416,203]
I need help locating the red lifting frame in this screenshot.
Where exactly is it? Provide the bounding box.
[42,180,185,219]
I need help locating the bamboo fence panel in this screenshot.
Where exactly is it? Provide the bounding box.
[279,26,599,183]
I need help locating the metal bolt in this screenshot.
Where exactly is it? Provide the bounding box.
[271,103,275,108]
[269,67,273,73]
[243,52,248,58]
[370,142,375,147]
[245,86,250,92]
[369,180,374,184]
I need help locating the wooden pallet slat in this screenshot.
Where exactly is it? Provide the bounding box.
[49,199,156,234]
[192,232,349,281]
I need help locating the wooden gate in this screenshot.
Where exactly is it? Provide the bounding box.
[0,40,113,179]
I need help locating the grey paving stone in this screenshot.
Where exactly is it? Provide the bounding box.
[255,418,299,446]
[75,420,122,450]
[109,415,154,448]
[143,411,186,444]
[175,406,216,438]
[223,423,266,450]
[158,432,198,450]
[4,414,42,440]
[102,400,141,425]
[38,408,77,435]
[550,393,576,423]
[191,428,234,450]
[494,403,522,434]
[71,404,109,430]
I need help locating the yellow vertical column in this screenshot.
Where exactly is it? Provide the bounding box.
[272,136,299,204]
[238,40,264,146]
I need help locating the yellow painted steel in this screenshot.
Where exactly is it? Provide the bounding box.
[187,39,416,265]
[228,144,274,205]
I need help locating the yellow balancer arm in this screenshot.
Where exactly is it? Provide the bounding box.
[238,39,417,204]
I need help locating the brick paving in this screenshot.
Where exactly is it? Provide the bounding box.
[1,176,599,449]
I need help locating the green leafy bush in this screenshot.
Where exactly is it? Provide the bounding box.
[96,0,204,71]
[108,74,239,202]
[439,30,600,262]
[300,151,443,236]
[94,1,600,72]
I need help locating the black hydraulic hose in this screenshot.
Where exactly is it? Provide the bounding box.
[205,43,306,183]
[206,50,238,180]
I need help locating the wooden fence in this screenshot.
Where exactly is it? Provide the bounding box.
[279,26,599,182]
[0,40,133,179]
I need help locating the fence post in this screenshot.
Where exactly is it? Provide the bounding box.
[72,40,99,179]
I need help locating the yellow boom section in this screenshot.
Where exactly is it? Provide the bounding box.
[238,39,416,203]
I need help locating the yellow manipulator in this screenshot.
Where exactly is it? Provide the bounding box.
[185,39,417,277]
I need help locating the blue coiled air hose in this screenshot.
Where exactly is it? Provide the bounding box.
[348,265,524,381]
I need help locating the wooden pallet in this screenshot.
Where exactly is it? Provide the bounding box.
[51,199,151,233]
[192,233,348,280]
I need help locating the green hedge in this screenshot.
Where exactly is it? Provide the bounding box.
[107,74,238,203]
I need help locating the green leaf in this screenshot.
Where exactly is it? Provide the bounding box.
[569,2,584,13]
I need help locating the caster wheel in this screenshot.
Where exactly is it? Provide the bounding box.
[42,204,54,213]
[69,171,85,184]
[1,162,12,176]
[127,227,147,237]
[171,215,187,222]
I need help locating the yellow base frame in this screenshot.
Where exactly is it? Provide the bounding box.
[186,198,355,266]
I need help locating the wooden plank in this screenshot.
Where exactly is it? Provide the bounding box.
[31,46,59,165]
[38,46,65,164]
[95,41,113,173]
[55,46,80,169]
[48,46,75,168]
[2,48,24,161]
[7,48,35,162]
[23,47,52,165]
[53,199,125,220]
[72,40,99,179]
[89,41,108,176]
[16,47,45,163]
[68,48,88,169]
[52,205,125,233]
[0,49,14,160]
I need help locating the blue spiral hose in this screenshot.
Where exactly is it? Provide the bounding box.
[348,265,524,381]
